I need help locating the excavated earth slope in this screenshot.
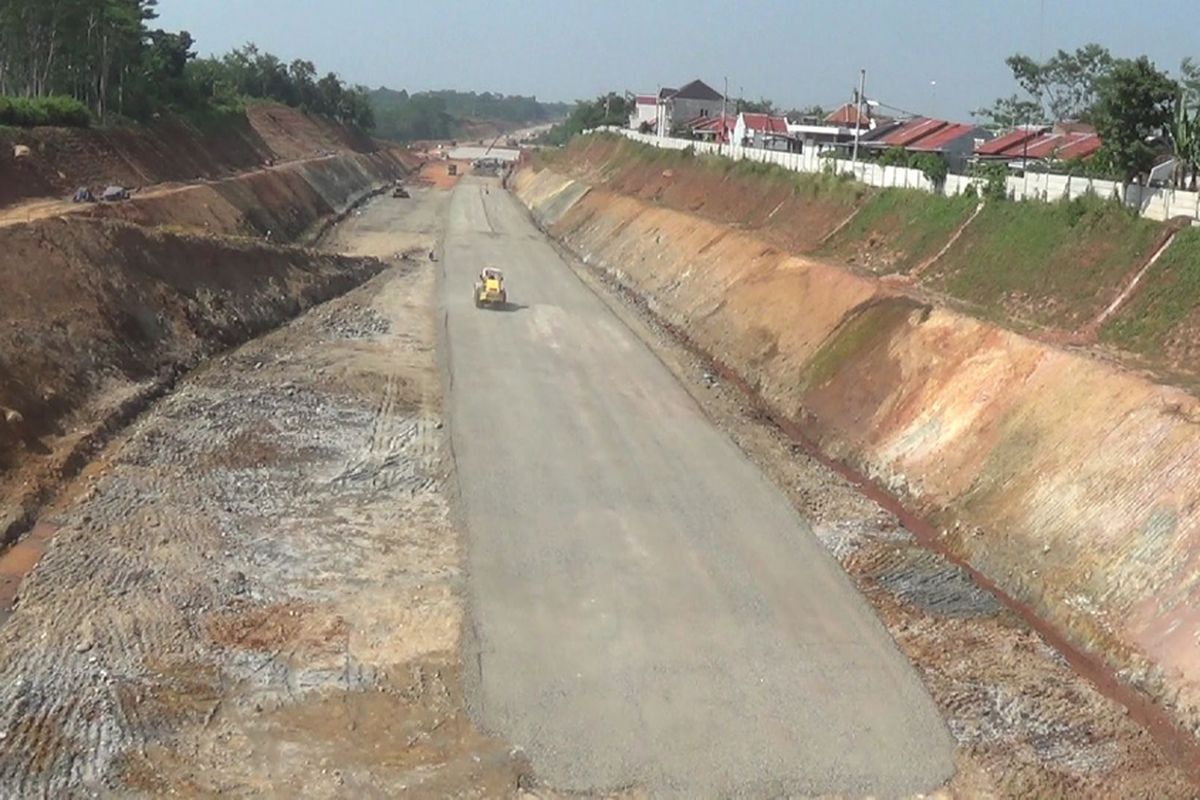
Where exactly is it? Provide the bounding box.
[0,109,414,548]
[513,159,1200,757]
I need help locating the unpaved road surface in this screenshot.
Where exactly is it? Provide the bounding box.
[442,177,956,797]
[0,188,526,797]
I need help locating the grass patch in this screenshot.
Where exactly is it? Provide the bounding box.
[926,194,1163,328]
[0,95,90,127]
[821,188,978,274]
[1100,228,1200,355]
[801,300,919,391]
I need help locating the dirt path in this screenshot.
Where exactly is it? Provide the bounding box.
[0,188,526,796]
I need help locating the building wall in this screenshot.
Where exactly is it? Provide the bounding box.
[669,97,724,130]
[629,103,658,130]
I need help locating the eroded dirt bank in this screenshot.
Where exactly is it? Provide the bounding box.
[0,134,414,548]
[0,188,530,796]
[0,104,381,209]
[514,163,1200,790]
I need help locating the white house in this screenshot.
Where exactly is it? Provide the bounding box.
[628,94,659,131]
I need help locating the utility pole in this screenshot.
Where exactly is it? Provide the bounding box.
[851,68,866,175]
[722,76,728,155]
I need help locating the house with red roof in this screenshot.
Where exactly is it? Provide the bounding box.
[733,112,793,151]
[974,124,1103,169]
[863,117,992,171]
[688,113,737,144]
[824,102,872,128]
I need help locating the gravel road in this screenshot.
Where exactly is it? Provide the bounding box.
[442,177,956,797]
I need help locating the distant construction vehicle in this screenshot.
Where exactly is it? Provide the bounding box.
[473,268,507,308]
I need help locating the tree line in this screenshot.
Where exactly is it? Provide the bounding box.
[0,0,373,129]
[369,88,569,143]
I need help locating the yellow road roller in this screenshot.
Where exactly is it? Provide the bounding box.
[474,267,507,308]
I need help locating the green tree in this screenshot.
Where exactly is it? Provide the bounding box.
[976,43,1113,127]
[736,97,776,114]
[1092,56,1178,182]
[540,93,630,145]
[973,93,1044,129]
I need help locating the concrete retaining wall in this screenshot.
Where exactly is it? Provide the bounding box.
[514,164,1200,740]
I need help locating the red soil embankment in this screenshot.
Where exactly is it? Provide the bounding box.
[0,103,389,210]
[514,163,1200,748]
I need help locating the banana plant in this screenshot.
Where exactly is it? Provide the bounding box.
[1169,92,1200,190]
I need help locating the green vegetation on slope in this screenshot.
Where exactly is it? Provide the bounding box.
[800,300,921,392]
[0,96,91,128]
[820,189,978,274]
[925,194,1162,329]
[539,95,630,146]
[1100,229,1200,355]
[369,88,568,142]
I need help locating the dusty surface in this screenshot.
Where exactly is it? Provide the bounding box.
[0,188,528,796]
[444,177,955,797]
[518,168,1200,796]
[1,157,1196,799]
[559,242,1200,798]
[517,163,1200,752]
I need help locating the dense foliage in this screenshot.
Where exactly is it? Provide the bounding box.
[1092,57,1178,182]
[538,93,629,145]
[0,0,372,128]
[369,89,568,142]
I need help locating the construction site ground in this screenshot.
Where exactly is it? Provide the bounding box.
[0,174,1193,797]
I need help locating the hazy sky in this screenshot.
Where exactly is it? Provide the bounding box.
[155,0,1199,119]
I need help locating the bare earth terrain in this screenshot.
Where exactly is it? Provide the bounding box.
[0,175,1194,797]
[0,188,526,797]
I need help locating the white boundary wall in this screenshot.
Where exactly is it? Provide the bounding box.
[589,127,1200,224]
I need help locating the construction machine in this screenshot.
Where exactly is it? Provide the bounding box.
[474,268,507,308]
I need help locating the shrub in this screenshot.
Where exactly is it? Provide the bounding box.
[0,95,91,127]
[878,146,910,167]
[909,152,949,185]
[970,161,1010,201]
